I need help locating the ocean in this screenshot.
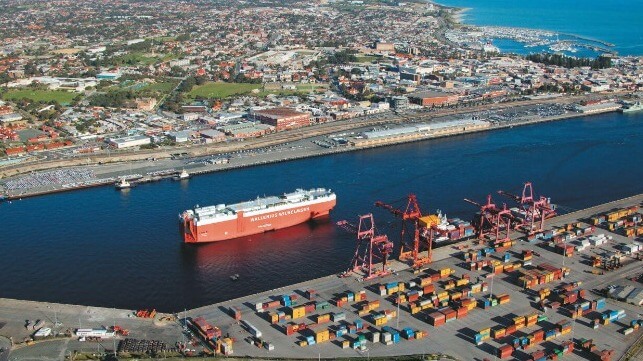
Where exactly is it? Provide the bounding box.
[1,112,642,312]
[435,0,643,56]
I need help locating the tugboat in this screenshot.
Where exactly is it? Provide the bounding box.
[174,169,190,180]
[115,177,131,190]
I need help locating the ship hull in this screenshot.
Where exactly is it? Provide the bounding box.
[181,198,336,243]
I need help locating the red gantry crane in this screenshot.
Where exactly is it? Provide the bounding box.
[464,194,514,244]
[375,194,433,268]
[337,214,394,280]
[497,182,556,234]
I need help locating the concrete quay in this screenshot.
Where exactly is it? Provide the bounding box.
[0,193,641,360]
[1,102,622,201]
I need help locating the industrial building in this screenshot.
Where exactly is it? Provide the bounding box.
[351,119,489,147]
[107,135,151,149]
[198,129,226,142]
[251,107,311,131]
[219,122,273,138]
[408,91,459,107]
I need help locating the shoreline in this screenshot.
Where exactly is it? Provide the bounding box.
[433,0,619,53]
[1,105,624,202]
[1,192,642,360]
[2,191,642,313]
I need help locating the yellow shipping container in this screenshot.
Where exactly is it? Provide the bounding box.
[456,278,469,287]
[387,287,399,295]
[398,282,406,291]
[299,340,308,347]
[450,292,462,301]
[479,327,491,335]
[270,312,279,324]
[358,309,369,317]
[411,306,421,314]
[375,317,387,326]
[291,306,306,319]
[315,329,330,343]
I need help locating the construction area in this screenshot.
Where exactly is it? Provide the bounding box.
[0,188,642,361]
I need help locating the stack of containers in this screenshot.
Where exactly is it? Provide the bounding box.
[594,298,606,310]
[525,313,538,327]
[315,301,330,310]
[474,328,491,345]
[305,289,317,300]
[427,312,445,327]
[544,328,558,341]
[316,313,330,324]
[382,326,400,344]
[529,350,546,361]
[497,345,514,359]
[557,320,572,335]
[401,327,415,340]
[373,313,387,326]
[381,331,392,345]
[440,307,457,323]
[281,295,292,307]
[497,294,511,305]
[314,328,330,343]
[492,327,506,339]
[514,316,526,331]
[331,312,345,322]
[290,305,306,320]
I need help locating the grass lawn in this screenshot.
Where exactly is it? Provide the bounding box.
[355,54,382,63]
[115,52,161,66]
[144,80,179,93]
[188,82,261,99]
[2,89,78,104]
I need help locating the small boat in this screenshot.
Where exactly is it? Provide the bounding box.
[174,169,190,180]
[115,177,131,190]
[230,274,240,281]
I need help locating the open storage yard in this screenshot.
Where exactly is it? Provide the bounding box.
[0,194,641,361]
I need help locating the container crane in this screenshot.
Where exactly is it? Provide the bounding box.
[498,182,556,234]
[375,194,433,268]
[464,194,513,244]
[337,214,393,280]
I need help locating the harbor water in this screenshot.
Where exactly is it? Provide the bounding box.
[1,112,642,311]
[436,0,643,56]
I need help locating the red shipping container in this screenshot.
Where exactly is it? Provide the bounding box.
[456,307,468,319]
[423,284,435,294]
[441,308,457,321]
[530,350,546,360]
[427,312,445,326]
[497,345,514,359]
[505,325,517,335]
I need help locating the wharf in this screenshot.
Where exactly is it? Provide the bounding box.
[1,103,623,202]
[1,193,642,360]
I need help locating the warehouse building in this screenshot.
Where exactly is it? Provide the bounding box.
[108,135,151,149]
[251,107,310,131]
[408,90,459,107]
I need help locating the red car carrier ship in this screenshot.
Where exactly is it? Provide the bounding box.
[180,188,337,243]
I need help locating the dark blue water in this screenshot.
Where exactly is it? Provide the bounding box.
[436,0,643,56]
[1,112,642,312]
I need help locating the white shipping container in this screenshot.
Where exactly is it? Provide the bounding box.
[381,332,392,343]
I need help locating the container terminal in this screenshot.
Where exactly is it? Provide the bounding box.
[0,190,641,360]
